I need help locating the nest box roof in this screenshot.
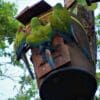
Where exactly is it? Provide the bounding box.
[16,0,52,25]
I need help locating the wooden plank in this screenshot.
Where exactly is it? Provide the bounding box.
[64,0,76,8]
[16,1,52,25]
[77,5,96,63]
[31,35,71,79]
[52,35,71,67]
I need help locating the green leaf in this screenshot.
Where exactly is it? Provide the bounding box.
[77,0,87,6]
[77,0,97,10]
[96,72,100,85]
[88,3,97,10]
[0,41,6,49]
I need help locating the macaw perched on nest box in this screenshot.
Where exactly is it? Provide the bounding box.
[26,17,54,48]
[14,26,26,50]
[26,17,56,69]
[14,26,29,60]
[49,4,72,35]
[49,3,77,43]
[49,3,92,62]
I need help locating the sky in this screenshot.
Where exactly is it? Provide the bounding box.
[0,44,24,100]
[0,0,100,100]
[6,0,64,14]
[5,0,99,15]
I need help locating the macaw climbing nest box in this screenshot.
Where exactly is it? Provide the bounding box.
[16,1,97,100]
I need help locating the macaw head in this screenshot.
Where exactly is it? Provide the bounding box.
[31,17,40,28]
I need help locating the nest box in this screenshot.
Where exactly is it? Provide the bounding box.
[15,1,97,100]
[16,0,52,25]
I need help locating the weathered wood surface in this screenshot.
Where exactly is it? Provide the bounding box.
[31,35,71,79]
[64,0,76,8]
[16,1,52,25]
[77,5,97,64]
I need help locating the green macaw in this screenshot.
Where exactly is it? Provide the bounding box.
[14,29,26,51]
[26,17,53,47]
[41,23,54,41]
[14,28,27,60]
[26,17,42,46]
[26,17,55,67]
[49,3,72,34]
[49,3,92,62]
[49,3,76,43]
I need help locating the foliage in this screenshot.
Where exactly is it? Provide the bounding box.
[96,72,100,84]
[0,0,19,66]
[96,14,100,34]
[8,75,39,100]
[96,14,100,47]
[0,0,23,98]
[0,0,19,44]
[0,0,20,65]
[77,0,97,10]
[95,7,100,99]
[0,5,24,97]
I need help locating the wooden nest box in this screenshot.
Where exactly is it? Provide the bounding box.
[16,1,97,100]
[16,0,52,25]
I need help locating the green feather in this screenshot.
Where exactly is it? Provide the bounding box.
[26,17,53,47]
[14,31,26,50]
[53,3,63,10]
[49,3,72,33]
[41,23,53,41]
[31,17,41,28]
